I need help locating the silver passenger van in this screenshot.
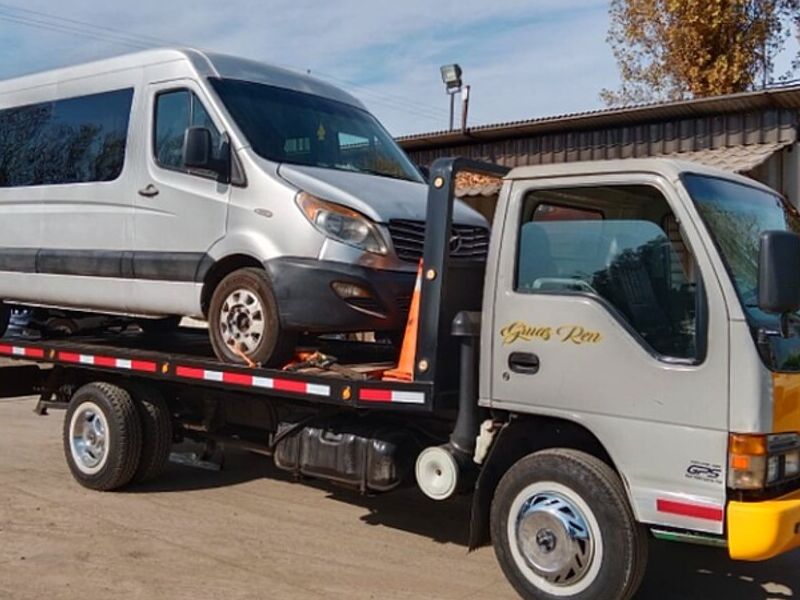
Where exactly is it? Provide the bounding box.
[0,48,486,364]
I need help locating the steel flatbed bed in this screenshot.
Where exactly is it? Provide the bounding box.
[0,329,435,412]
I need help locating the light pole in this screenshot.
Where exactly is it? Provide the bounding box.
[440,63,463,132]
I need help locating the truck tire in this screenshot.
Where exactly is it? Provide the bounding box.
[0,301,9,338]
[139,316,182,335]
[208,268,296,366]
[490,449,648,600]
[127,384,173,484]
[63,382,143,491]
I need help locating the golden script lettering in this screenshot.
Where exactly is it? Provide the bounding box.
[500,322,602,345]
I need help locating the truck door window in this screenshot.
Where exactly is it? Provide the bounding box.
[517,185,701,360]
[154,89,222,172]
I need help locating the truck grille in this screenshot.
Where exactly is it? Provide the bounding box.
[387,220,490,262]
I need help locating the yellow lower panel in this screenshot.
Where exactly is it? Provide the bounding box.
[728,488,800,561]
[773,373,800,433]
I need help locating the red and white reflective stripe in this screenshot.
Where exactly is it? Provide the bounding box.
[57,352,157,373]
[359,388,426,405]
[0,344,45,359]
[174,366,330,397]
[656,498,724,522]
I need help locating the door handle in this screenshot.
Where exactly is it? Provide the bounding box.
[508,352,540,375]
[138,184,159,198]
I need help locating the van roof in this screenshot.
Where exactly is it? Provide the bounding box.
[0,47,366,109]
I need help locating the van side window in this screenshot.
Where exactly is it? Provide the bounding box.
[0,88,133,187]
[154,90,222,171]
[516,185,701,360]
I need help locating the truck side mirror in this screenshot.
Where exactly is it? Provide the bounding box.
[758,230,800,315]
[183,126,213,170]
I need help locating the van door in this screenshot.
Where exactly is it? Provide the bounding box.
[132,80,230,316]
[488,175,730,534]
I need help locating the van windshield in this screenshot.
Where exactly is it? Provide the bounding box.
[685,173,800,371]
[209,78,423,183]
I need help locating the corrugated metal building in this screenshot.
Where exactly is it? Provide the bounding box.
[397,85,800,206]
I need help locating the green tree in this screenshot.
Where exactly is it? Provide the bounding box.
[602,0,800,105]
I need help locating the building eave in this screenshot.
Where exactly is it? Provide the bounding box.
[397,85,800,152]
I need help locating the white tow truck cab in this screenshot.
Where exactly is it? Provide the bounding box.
[418,157,800,598]
[2,157,799,600]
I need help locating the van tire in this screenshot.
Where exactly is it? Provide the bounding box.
[63,382,143,491]
[0,301,9,338]
[127,384,173,484]
[208,268,296,366]
[490,449,647,600]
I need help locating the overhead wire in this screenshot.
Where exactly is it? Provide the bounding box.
[0,1,449,124]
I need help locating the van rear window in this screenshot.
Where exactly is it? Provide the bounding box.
[0,88,133,187]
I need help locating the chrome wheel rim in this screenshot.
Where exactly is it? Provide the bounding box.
[219,288,265,355]
[508,481,603,596]
[516,492,593,585]
[69,402,110,474]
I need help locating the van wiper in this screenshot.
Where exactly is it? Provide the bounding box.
[355,168,414,182]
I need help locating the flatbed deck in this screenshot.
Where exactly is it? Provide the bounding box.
[0,327,434,412]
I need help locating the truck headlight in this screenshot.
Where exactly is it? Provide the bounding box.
[728,432,800,490]
[296,192,387,255]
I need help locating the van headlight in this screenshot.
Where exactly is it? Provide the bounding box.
[296,192,387,255]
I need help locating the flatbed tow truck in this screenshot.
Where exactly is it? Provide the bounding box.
[3,157,800,599]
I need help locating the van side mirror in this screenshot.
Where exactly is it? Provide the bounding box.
[417,164,430,182]
[183,127,213,170]
[758,230,800,317]
[183,127,231,184]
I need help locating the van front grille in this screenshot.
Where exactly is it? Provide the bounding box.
[387,220,490,263]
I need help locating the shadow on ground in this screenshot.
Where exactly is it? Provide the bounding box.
[130,443,800,599]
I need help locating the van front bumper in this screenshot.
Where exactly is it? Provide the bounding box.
[728,487,800,561]
[264,257,415,333]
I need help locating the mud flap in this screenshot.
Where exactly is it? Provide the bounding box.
[469,422,511,551]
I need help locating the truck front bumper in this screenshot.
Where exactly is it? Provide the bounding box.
[728,487,800,561]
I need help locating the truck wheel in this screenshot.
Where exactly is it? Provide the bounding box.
[127,384,173,484]
[490,449,647,600]
[208,268,296,366]
[0,301,9,337]
[139,316,182,335]
[63,382,143,491]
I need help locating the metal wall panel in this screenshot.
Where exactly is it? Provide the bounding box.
[406,108,799,170]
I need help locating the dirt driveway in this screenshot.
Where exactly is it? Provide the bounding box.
[0,396,797,600]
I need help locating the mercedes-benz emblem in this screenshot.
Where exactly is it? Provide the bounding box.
[449,233,462,253]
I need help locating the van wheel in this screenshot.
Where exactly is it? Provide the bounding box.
[63,382,143,491]
[0,301,9,337]
[139,316,182,335]
[490,449,647,600]
[127,384,173,484]
[208,268,296,366]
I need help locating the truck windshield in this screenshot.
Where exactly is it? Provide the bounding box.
[685,173,800,370]
[209,78,423,183]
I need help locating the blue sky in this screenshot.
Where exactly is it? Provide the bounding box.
[0,0,798,136]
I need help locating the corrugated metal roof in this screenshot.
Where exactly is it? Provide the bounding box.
[398,85,800,152]
[454,141,792,198]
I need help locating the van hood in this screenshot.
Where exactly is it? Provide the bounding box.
[277,163,487,227]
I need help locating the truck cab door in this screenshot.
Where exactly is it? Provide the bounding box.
[486,173,730,534]
[131,78,230,317]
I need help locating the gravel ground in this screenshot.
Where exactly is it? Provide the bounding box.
[0,394,798,600]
